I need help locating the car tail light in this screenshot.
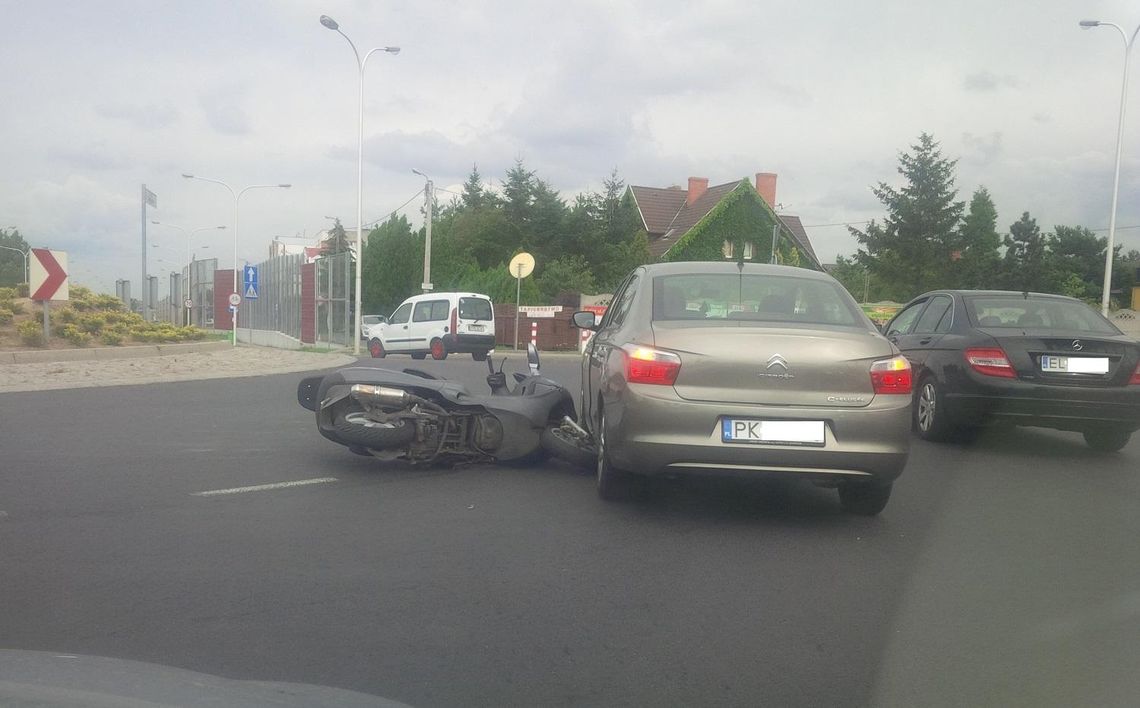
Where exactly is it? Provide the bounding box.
[965,347,1016,378]
[622,344,681,385]
[450,307,457,334]
[1130,362,1140,385]
[870,355,912,394]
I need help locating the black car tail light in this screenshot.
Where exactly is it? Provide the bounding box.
[1130,362,1140,385]
[965,347,1016,378]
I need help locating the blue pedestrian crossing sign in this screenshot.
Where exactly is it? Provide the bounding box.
[243,264,259,300]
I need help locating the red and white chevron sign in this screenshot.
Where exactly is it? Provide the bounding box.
[30,248,69,301]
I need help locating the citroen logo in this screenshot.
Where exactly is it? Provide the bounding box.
[760,354,795,379]
[1072,339,1083,351]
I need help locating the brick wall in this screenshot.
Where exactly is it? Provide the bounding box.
[213,269,235,331]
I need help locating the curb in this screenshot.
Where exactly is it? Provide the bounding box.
[1,340,231,365]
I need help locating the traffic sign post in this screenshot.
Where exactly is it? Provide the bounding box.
[29,248,69,341]
[228,293,242,345]
[507,252,536,351]
[243,265,259,300]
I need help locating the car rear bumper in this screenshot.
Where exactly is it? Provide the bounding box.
[605,385,911,483]
[442,333,495,353]
[945,388,1140,431]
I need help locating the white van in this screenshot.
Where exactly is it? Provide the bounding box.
[367,292,495,361]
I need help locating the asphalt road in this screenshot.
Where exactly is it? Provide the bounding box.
[1,354,1137,707]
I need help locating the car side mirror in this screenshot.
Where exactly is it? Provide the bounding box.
[572,311,597,330]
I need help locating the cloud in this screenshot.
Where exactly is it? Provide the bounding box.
[198,84,252,136]
[94,102,180,130]
[962,71,1021,92]
[961,131,1004,165]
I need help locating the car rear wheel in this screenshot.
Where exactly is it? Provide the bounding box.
[368,338,385,359]
[915,376,955,442]
[430,338,448,360]
[411,352,427,360]
[596,411,644,501]
[1083,427,1132,453]
[838,481,892,516]
[472,351,488,362]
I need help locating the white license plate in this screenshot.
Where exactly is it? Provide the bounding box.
[1040,355,1109,374]
[721,419,825,446]
[467,324,484,332]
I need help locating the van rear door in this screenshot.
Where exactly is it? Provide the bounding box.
[457,296,494,338]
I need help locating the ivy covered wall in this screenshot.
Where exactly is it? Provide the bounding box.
[661,181,809,268]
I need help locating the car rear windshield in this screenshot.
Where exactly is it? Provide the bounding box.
[652,273,864,327]
[967,296,1119,334]
[459,297,492,321]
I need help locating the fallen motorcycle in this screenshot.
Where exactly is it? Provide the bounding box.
[297,344,595,467]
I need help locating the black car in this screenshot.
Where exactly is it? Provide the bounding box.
[883,290,1140,451]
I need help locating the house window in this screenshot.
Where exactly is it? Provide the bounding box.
[722,240,733,259]
[743,242,754,260]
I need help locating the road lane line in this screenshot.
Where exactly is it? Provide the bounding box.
[192,477,338,497]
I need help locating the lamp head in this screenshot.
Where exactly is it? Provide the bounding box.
[320,15,339,31]
[1080,20,1101,28]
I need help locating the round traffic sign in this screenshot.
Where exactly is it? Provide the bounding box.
[228,293,241,307]
[184,298,193,309]
[508,252,535,279]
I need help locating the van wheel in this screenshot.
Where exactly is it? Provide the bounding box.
[430,338,448,360]
[472,351,488,362]
[411,352,426,360]
[368,338,385,358]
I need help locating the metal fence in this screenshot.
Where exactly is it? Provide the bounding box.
[242,253,304,340]
[316,251,352,347]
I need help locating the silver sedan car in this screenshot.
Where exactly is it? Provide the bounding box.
[573,262,912,515]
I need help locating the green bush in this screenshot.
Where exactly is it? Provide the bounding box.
[78,314,106,334]
[6,300,25,315]
[56,308,77,324]
[93,294,124,310]
[101,331,124,346]
[0,287,15,300]
[0,307,13,325]
[59,324,91,347]
[17,320,44,347]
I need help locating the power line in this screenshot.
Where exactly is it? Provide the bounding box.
[801,220,872,228]
[362,190,426,228]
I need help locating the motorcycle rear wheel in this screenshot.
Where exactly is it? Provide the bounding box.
[332,407,415,451]
[540,426,596,470]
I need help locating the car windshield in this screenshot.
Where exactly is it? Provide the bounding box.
[459,297,492,321]
[968,296,1119,333]
[652,273,864,327]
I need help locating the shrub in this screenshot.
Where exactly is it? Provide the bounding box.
[16,283,29,297]
[0,287,15,300]
[17,320,44,347]
[102,331,124,346]
[56,308,77,324]
[78,314,106,334]
[93,294,124,310]
[6,300,25,315]
[0,307,13,325]
[59,324,91,347]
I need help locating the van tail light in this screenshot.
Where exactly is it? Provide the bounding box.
[1130,362,1140,385]
[870,355,912,394]
[450,307,457,334]
[965,347,1016,378]
[622,344,681,385]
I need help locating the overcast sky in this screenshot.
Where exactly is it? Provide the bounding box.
[3,0,1140,294]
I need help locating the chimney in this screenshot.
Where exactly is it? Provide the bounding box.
[687,177,709,205]
[755,172,777,208]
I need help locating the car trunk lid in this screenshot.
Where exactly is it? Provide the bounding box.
[652,321,894,407]
[980,329,1139,387]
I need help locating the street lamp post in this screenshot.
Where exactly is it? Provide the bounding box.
[182,174,290,344]
[320,14,399,355]
[413,169,434,292]
[1080,18,1140,316]
[151,221,225,325]
[0,245,29,285]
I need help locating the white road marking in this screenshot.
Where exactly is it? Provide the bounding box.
[192,477,338,497]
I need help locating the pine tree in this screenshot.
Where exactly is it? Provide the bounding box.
[851,133,964,300]
[460,164,486,211]
[1002,212,1049,292]
[957,187,1002,289]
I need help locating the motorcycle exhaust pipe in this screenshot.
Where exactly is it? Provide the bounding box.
[350,384,412,409]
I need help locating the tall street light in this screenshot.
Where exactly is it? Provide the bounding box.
[182,174,290,344]
[1080,18,1140,316]
[412,168,434,292]
[0,245,29,285]
[152,221,225,326]
[320,14,400,354]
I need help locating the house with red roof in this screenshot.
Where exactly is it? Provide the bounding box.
[628,172,820,269]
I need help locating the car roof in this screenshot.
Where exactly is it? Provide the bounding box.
[402,292,490,301]
[913,290,1082,302]
[638,261,835,282]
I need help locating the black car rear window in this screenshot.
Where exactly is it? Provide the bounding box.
[967,296,1119,334]
[459,297,492,321]
[652,273,863,326]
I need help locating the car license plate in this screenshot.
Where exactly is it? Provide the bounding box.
[721,419,825,446]
[1040,355,1109,374]
[468,324,484,332]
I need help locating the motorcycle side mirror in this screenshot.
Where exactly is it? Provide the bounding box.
[527,342,540,373]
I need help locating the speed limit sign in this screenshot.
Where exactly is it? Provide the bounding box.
[228,293,241,307]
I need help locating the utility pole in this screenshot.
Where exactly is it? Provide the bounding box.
[414,169,434,292]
